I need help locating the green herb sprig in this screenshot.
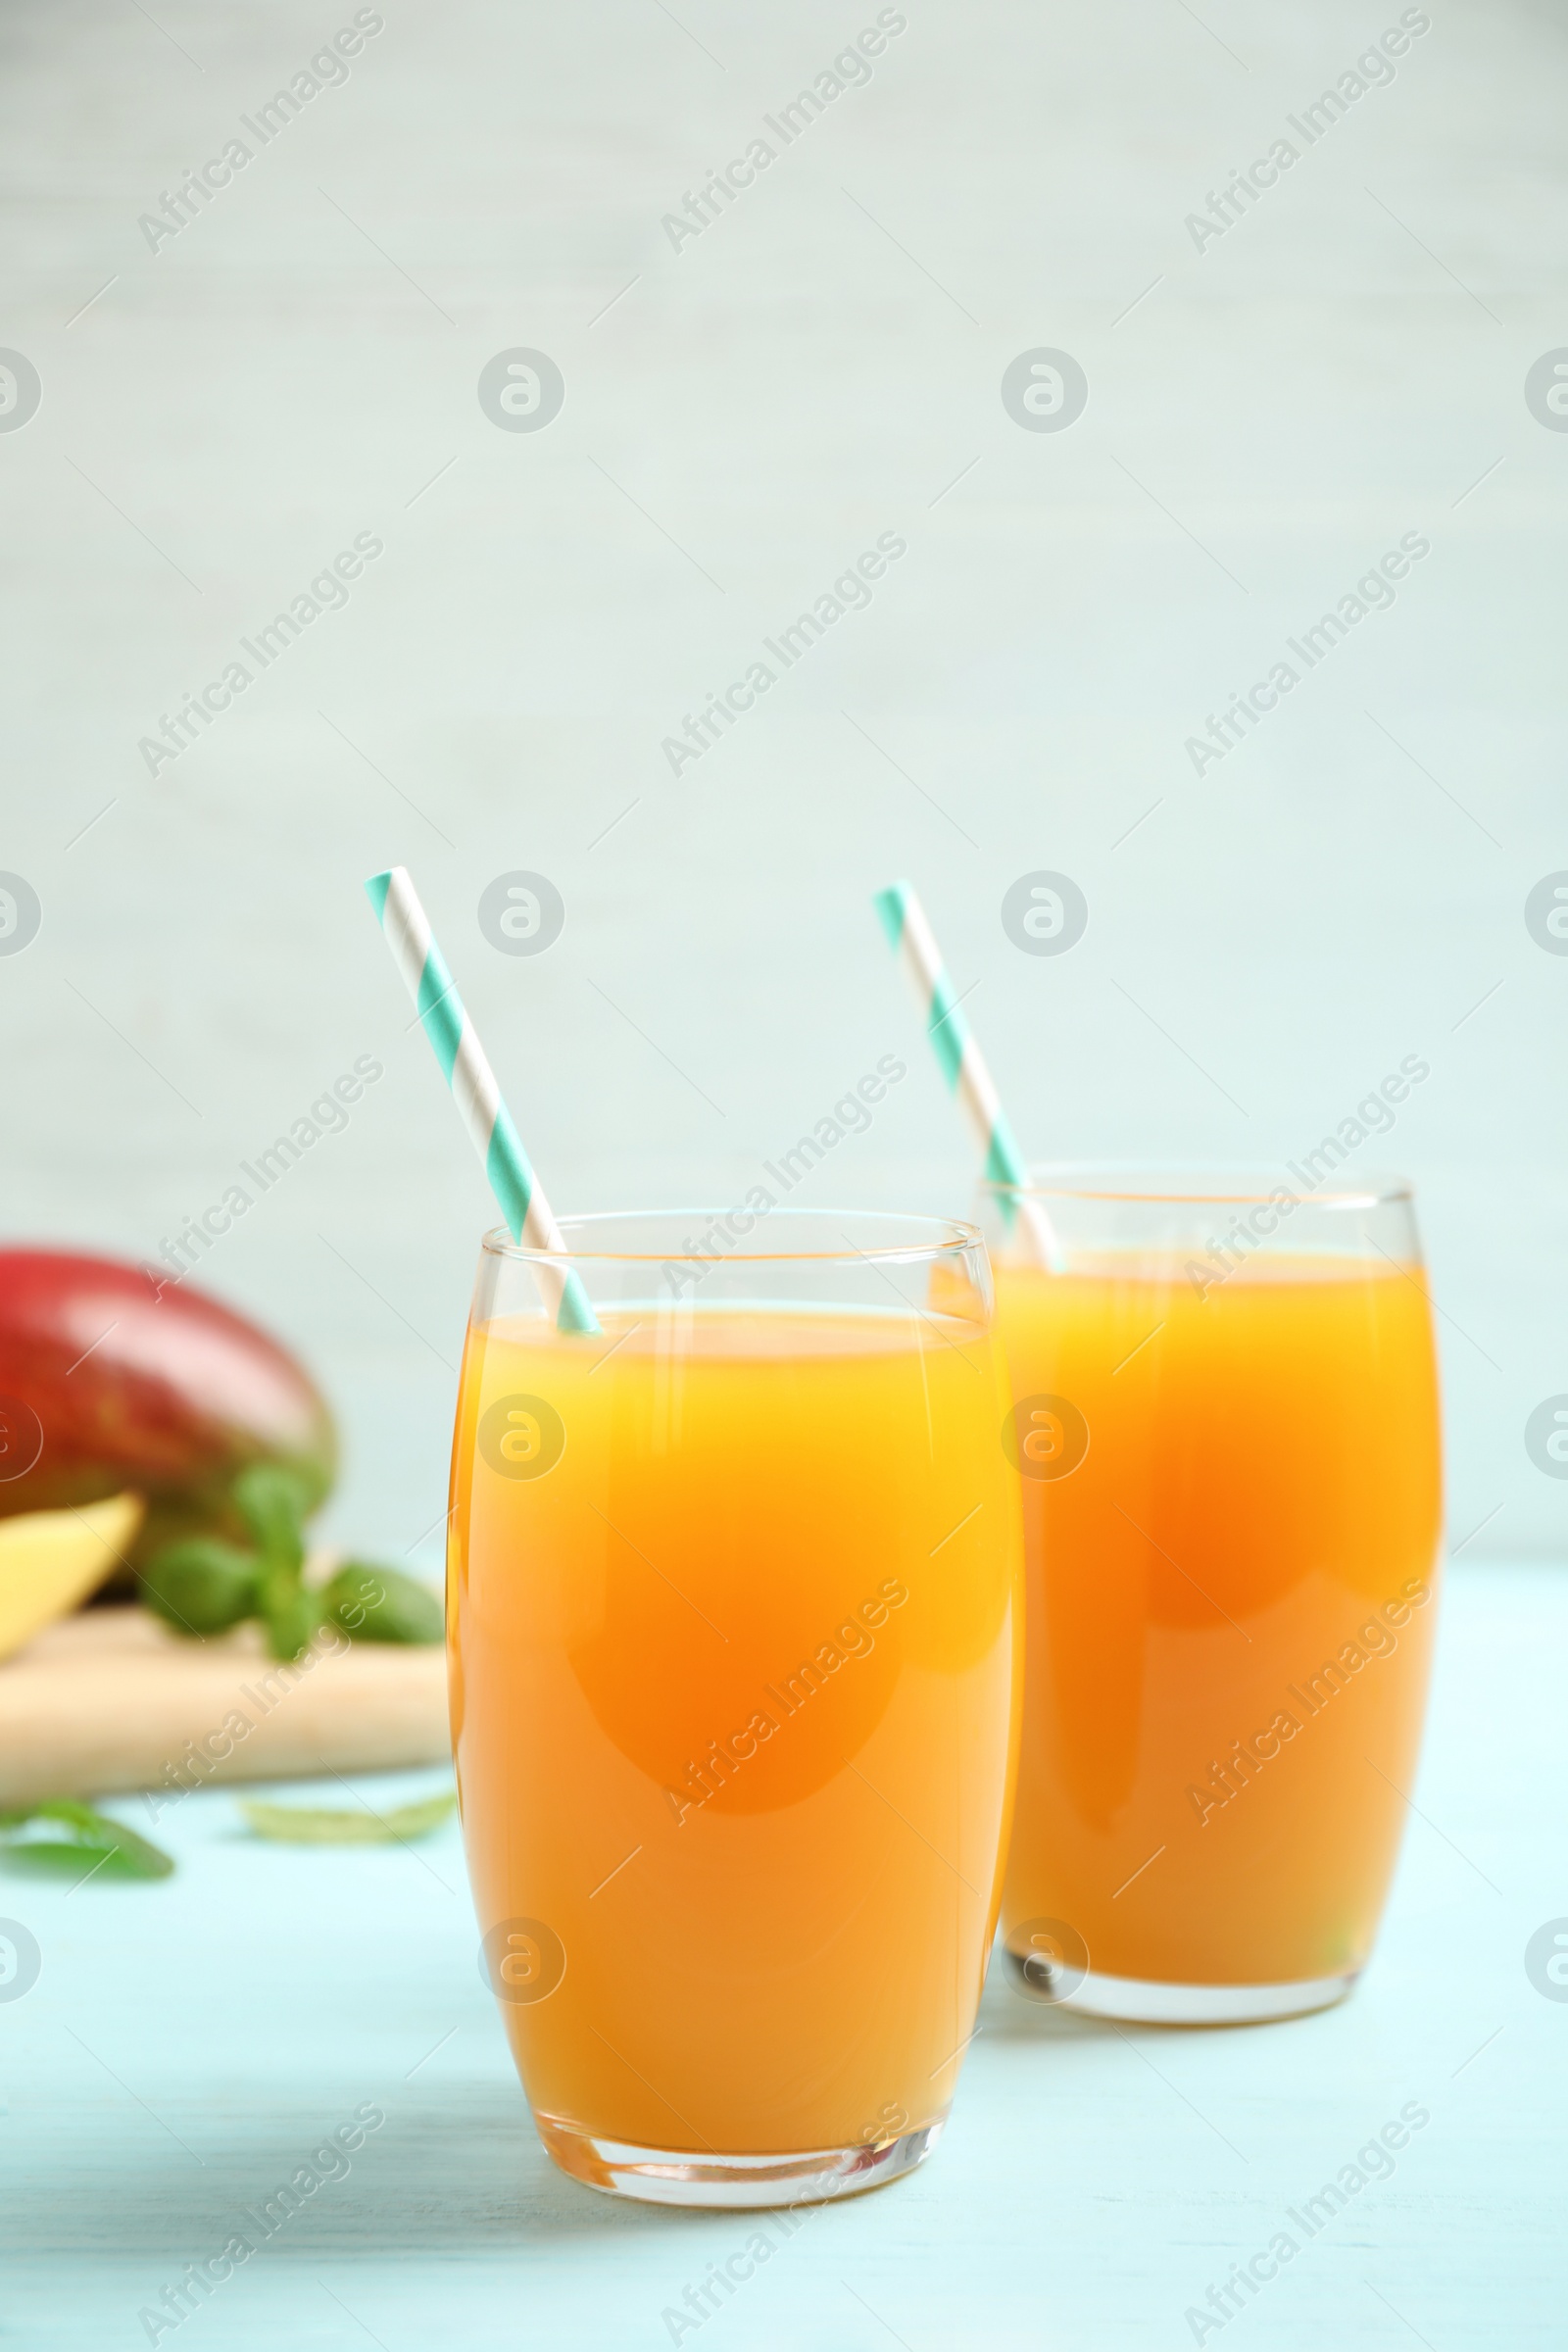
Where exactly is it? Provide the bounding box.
[139,1466,442,1660]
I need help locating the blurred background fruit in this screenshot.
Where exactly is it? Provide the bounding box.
[0,1250,336,1576]
[0,1492,143,1662]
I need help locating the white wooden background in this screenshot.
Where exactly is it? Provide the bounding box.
[2,0,1566,1580]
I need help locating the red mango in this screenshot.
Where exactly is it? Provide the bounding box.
[0,1250,336,1569]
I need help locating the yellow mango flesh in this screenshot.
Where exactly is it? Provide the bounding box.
[0,1494,144,1662]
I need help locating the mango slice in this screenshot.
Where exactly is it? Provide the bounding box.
[0,1494,144,1663]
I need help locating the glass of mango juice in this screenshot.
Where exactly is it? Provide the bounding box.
[449,1210,1024,2205]
[978,1168,1443,2025]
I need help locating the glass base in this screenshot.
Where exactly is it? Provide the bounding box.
[1050,1963,1358,2025]
[534,2112,947,2207]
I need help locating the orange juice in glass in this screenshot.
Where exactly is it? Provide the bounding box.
[450,1210,1023,2203]
[979,1168,1443,2024]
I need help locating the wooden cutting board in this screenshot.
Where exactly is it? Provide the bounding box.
[0,1606,450,1806]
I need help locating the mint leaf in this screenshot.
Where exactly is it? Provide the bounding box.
[232,1463,309,1573]
[239,1791,457,1843]
[319,1564,443,1645]
[0,1801,173,1879]
[140,1539,259,1636]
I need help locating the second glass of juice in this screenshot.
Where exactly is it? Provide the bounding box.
[980,1168,1443,2025]
[450,1210,1023,2203]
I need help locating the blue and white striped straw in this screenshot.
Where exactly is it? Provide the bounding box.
[873,879,1059,1267]
[365,866,600,1334]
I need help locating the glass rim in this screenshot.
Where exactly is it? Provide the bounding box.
[982,1161,1414,1209]
[478,1207,983,1267]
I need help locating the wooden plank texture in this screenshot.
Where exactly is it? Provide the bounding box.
[0,1608,449,1806]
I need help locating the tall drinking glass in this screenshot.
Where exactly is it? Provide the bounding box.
[978,1168,1443,2024]
[450,1210,1023,2204]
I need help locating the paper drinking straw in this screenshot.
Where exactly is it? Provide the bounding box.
[365,866,600,1334]
[872,879,1059,1267]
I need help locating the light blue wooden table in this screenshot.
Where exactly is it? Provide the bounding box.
[4,1561,1561,2351]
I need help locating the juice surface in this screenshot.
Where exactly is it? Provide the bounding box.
[995,1252,1443,1988]
[450,1304,1023,2155]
